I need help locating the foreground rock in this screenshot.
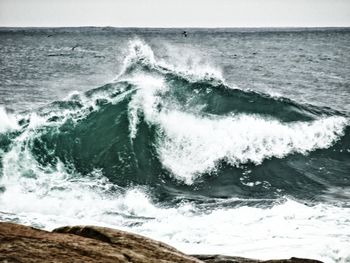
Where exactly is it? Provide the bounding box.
[0,222,323,263]
[0,222,200,263]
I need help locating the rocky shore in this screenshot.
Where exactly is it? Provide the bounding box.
[0,222,323,263]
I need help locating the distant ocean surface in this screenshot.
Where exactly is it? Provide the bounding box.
[0,28,349,262]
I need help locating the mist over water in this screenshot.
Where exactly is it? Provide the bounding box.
[0,28,350,262]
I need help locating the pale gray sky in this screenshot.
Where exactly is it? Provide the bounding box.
[1,0,350,27]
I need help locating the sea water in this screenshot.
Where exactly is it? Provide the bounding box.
[0,28,349,262]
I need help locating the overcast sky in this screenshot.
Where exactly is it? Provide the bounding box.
[1,0,350,27]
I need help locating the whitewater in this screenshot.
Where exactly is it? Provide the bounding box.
[1,29,350,263]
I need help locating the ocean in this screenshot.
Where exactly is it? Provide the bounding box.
[0,28,349,262]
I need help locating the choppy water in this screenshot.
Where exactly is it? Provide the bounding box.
[0,28,350,262]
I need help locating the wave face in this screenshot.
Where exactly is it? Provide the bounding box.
[1,40,350,262]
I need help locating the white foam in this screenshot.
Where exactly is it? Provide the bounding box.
[0,102,349,263]
[1,163,350,263]
[115,39,225,85]
[127,74,166,140]
[114,39,156,81]
[0,107,19,133]
[131,198,350,263]
[153,111,347,183]
[113,41,348,183]
[158,43,224,83]
[0,139,140,228]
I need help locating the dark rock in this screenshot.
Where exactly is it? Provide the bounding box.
[192,254,259,262]
[192,254,323,263]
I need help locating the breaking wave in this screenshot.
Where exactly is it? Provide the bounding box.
[1,40,349,262]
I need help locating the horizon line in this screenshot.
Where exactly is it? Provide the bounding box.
[1,26,350,29]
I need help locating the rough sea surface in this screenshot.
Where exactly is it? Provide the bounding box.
[0,28,349,262]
